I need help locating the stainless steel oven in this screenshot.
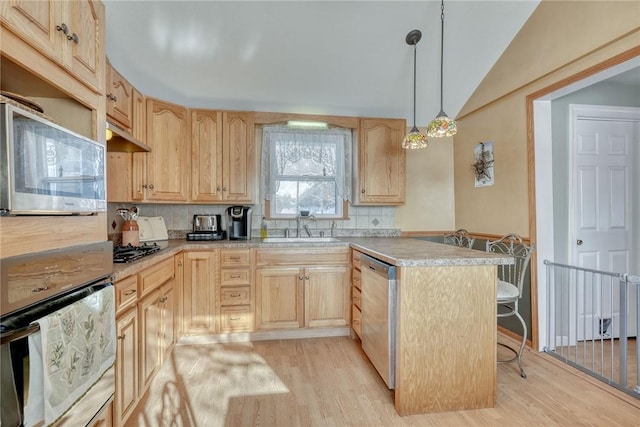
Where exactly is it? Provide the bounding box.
[0,241,114,427]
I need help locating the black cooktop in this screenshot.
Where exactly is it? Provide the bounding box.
[113,242,162,263]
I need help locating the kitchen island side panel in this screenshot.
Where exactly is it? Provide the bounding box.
[394,264,497,415]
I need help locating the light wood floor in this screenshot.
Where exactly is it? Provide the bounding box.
[126,335,640,427]
[553,338,637,391]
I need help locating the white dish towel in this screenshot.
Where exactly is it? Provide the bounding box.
[24,286,115,427]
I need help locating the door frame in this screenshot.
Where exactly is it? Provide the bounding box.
[528,51,640,351]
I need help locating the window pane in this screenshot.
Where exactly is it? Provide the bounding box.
[273,179,337,216]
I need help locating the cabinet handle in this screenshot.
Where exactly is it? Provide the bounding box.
[230,293,241,297]
[107,93,117,101]
[229,256,240,260]
[230,317,241,321]
[117,334,126,340]
[142,184,148,189]
[299,275,304,281]
[67,33,79,44]
[178,261,183,267]
[230,274,241,278]
[56,23,69,35]
[222,187,227,191]
[159,296,168,303]
[32,286,50,293]
[124,289,136,296]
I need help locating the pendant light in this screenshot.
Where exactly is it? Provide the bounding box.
[427,0,457,138]
[402,30,428,149]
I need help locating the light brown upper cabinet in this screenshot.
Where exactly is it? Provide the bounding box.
[355,118,406,205]
[191,110,256,203]
[0,0,104,94]
[106,60,133,129]
[138,98,190,202]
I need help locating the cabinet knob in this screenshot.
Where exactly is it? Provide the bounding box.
[142,184,148,189]
[361,189,365,194]
[67,33,79,44]
[305,275,310,280]
[148,184,154,189]
[177,261,183,267]
[299,275,304,281]
[577,239,583,246]
[32,286,50,293]
[117,334,126,340]
[216,186,222,191]
[56,23,69,35]
[222,187,227,191]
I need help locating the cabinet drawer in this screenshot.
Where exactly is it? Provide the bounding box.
[352,286,361,309]
[220,269,251,286]
[256,248,349,266]
[352,268,361,290]
[220,306,252,332]
[115,275,138,314]
[352,305,362,338]
[351,250,362,269]
[221,250,251,267]
[220,286,251,306]
[139,257,174,296]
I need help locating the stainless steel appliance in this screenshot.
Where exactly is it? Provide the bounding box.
[0,103,107,215]
[226,206,252,240]
[360,254,397,389]
[187,214,226,241]
[0,241,115,426]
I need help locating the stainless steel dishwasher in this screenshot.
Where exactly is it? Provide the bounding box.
[360,253,397,389]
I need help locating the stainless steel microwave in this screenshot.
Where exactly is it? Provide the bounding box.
[0,103,106,215]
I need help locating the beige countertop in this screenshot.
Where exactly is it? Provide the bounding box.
[112,237,510,281]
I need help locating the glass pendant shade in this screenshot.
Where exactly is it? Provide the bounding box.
[427,110,457,137]
[402,126,428,149]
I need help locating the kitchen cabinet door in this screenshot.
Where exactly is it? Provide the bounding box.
[222,111,255,202]
[304,266,350,328]
[255,267,304,330]
[115,307,138,427]
[1,0,103,93]
[356,118,406,205]
[182,251,217,334]
[106,60,133,129]
[145,98,190,202]
[139,287,162,391]
[191,109,223,202]
[64,0,102,93]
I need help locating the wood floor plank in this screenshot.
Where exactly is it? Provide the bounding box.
[126,336,640,427]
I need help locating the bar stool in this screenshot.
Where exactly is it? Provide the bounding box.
[443,229,475,249]
[486,233,535,378]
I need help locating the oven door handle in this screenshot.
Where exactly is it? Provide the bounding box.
[0,323,40,345]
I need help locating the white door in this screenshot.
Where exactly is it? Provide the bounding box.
[570,106,638,341]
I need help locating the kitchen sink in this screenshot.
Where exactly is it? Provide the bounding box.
[262,237,341,243]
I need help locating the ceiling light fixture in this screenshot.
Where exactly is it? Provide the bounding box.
[402,29,428,149]
[287,120,328,128]
[427,0,457,138]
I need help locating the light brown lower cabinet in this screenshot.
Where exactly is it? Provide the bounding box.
[182,250,217,334]
[114,307,138,426]
[255,247,350,331]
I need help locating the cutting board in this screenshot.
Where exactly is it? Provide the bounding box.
[137,216,168,242]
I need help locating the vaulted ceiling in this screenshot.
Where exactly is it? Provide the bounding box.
[104,1,541,125]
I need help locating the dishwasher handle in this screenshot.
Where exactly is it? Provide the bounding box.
[361,254,396,280]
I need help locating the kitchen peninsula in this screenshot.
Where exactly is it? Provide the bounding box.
[111,237,511,418]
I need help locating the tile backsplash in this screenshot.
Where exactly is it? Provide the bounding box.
[108,203,399,240]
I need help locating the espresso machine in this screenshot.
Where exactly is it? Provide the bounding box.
[226,206,252,240]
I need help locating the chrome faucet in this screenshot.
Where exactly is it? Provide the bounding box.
[296,214,315,237]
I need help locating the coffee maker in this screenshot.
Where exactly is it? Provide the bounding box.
[226,206,252,240]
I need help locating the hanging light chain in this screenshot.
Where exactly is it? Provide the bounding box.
[439,0,445,113]
[412,41,417,127]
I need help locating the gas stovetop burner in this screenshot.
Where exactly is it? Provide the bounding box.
[113,242,162,263]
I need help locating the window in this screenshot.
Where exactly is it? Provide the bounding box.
[261,125,352,219]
